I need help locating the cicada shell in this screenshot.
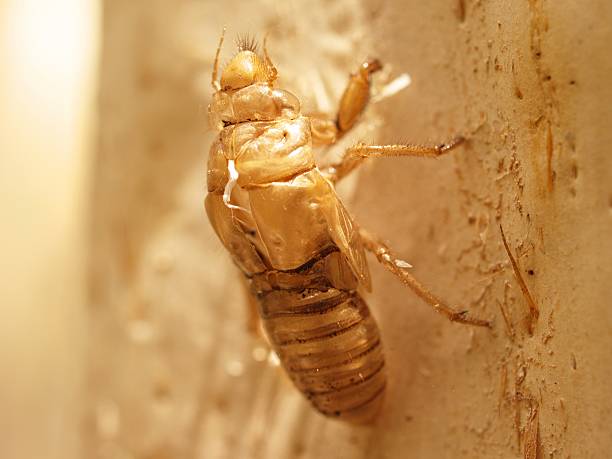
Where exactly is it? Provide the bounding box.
[205,34,384,423]
[205,31,490,424]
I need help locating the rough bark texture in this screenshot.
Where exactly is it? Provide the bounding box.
[87,1,612,458]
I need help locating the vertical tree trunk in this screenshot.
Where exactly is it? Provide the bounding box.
[88,1,612,458]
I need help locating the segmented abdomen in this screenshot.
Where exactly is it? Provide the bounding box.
[253,261,385,423]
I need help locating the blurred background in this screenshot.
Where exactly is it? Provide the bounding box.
[1,1,97,458]
[2,1,612,458]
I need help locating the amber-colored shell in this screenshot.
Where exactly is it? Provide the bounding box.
[206,74,384,423]
[220,51,269,90]
[337,59,382,132]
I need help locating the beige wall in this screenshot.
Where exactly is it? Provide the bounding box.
[0,1,99,458]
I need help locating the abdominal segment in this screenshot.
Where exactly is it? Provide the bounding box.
[252,253,385,423]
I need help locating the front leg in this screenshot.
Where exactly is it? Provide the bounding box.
[359,228,491,328]
[311,58,383,146]
[324,136,466,184]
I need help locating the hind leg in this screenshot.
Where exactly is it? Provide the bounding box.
[358,228,491,328]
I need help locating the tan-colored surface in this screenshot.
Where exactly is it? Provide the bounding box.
[9,0,603,458]
[0,1,99,458]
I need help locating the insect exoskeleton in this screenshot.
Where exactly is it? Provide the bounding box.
[206,33,384,423]
[205,31,490,424]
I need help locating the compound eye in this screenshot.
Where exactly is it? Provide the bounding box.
[221,51,268,90]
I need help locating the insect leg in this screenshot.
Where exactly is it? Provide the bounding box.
[358,228,491,328]
[337,59,383,134]
[262,34,278,84]
[211,28,226,91]
[347,135,465,158]
[310,59,383,147]
[310,114,340,145]
[324,136,465,183]
[240,276,264,337]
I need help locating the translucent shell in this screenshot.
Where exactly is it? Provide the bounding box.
[208,83,300,129]
[206,139,227,193]
[206,77,380,422]
[337,59,382,132]
[205,193,266,275]
[222,117,314,185]
[220,50,269,90]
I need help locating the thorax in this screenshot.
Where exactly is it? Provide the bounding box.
[207,83,316,190]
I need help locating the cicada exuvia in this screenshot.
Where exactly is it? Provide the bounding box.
[205,31,490,423]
